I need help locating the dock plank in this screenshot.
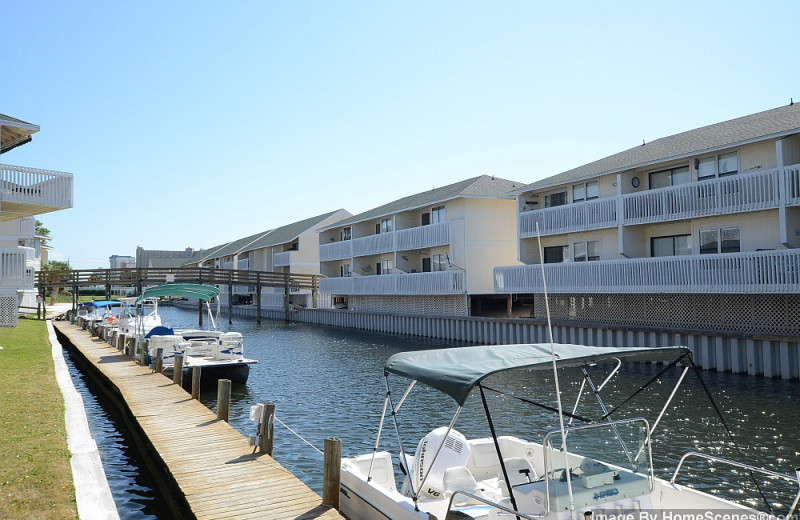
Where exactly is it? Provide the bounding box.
[54,322,343,520]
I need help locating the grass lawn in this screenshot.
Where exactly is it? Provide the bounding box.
[0,319,77,519]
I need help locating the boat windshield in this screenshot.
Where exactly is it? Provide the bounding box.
[543,418,653,512]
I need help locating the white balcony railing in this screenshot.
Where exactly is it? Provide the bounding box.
[321,270,465,296]
[395,221,451,251]
[0,164,73,209]
[0,248,27,288]
[519,197,617,238]
[494,249,800,295]
[624,167,781,225]
[787,164,800,206]
[320,240,353,262]
[19,217,35,239]
[273,251,291,267]
[321,222,453,261]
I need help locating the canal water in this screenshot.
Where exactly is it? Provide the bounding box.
[69,306,800,516]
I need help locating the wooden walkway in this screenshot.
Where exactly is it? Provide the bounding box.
[53,321,343,520]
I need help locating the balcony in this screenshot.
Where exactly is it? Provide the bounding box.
[0,248,27,288]
[519,197,617,238]
[494,249,800,295]
[273,250,298,267]
[320,222,452,261]
[519,166,799,237]
[321,270,465,296]
[0,164,73,221]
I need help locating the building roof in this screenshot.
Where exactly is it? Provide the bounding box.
[320,175,522,230]
[513,102,800,193]
[147,257,194,268]
[240,210,346,253]
[0,113,39,154]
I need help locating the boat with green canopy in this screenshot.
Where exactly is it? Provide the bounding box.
[133,283,257,384]
[340,343,800,520]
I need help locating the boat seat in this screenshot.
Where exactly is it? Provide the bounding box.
[499,457,538,488]
[443,466,501,506]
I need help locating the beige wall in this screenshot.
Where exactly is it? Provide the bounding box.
[461,198,519,293]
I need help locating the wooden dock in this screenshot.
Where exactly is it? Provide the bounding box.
[53,321,343,520]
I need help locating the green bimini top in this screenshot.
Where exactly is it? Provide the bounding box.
[384,343,692,406]
[136,283,221,303]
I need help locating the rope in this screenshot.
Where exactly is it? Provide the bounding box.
[273,416,324,455]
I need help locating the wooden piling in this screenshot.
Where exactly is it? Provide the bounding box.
[198,298,203,327]
[173,353,184,385]
[284,272,291,322]
[228,270,233,325]
[191,366,201,400]
[154,347,163,373]
[259,402,275,455]
[217,379,231,422]
[256,272,262,324]
[323,437,342,510]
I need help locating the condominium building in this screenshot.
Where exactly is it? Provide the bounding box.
[0,114,73,325]
[318,175,522,316]
[109,254,135,269]
[494,103,800,336]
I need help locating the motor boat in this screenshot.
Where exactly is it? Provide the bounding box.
[340,343,800,520]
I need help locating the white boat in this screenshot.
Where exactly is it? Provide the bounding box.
[137,283,258,384]
[116,296,162,337]
[340,343,800,520]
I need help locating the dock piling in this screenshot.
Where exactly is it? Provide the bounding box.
[191,367,201,400]
[323,437,342,510]
[173,354,184,385]
[154,347,163,373]
[217,379,231,422]
[259,402,275,455]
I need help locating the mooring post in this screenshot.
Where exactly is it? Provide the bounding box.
[191,366,202,400]
[256,272,262,324]
[217,379,231,422]
[323,437,342,510]
[154,347,163,373]
[198,298,203,327]
[312,275,318,308]
[173,353,184,386]
[284,272,290,322]
[258,402,275,455]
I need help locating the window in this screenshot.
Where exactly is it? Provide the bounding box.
[544,191,567,208]
[341,227,351,241]
[421,213,430,226]
[422,257,431,272]
[543,245,568,263]
[700,227,741,254]
[573,240,600,262]
[432,253,448,271]
[340,263,351,277]
[381,259,392,274]
[651,235,692,257]
[572,181,599,203]
[649,166,690,189]
[376,218,392,234]
[698,152,738,181]
[431,205,446,224]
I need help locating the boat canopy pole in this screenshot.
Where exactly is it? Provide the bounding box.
[596,358,622,392]
[366,391,391,482]
[601,354,688,420]
[567,378,586,428]
[481,385,593,424]
[631,365,690,464]
[479,384,520,519]
[206,300,217,330]
[385,376,420,508]
[582,368,636,469]
[537,223,575,518]
[394,380,416,414]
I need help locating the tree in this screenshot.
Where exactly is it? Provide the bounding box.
[41,260,71,304]
[35,220,51,246]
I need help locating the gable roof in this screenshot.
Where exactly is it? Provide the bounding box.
[513,102,800,193]
[240,210,346,253]
[320,175,522,230]
[1,113,39,154]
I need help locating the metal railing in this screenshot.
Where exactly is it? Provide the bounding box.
[0,163,73,209]
[494,249,800,294]
[320,270,465,295]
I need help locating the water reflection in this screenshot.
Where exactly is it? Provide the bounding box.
[160,307,800,510]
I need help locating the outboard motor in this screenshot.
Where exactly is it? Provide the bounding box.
[407,427,470,500]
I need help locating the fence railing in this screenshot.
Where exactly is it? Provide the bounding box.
[786,164,800,206]
[273,251,294,267]
[395,221,451,251]
[494,249,800,294]
[0,163,73,209]
[519,197,617,238]
[0,248,27,287]
[624,167,781,225]
[352,232,394,257]
[321,222,453,261]
[321,270,465,295]
[319,240,353,262]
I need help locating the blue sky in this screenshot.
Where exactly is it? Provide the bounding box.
[3,1,798,268]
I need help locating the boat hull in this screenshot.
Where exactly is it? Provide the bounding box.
[163,361,251,385]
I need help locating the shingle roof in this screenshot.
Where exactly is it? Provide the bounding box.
[240,210,346,253]
[0,113,38,129]
[513,102,800,193]
[320,175,522,230]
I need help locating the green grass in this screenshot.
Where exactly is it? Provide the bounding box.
[0,319,77,519]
